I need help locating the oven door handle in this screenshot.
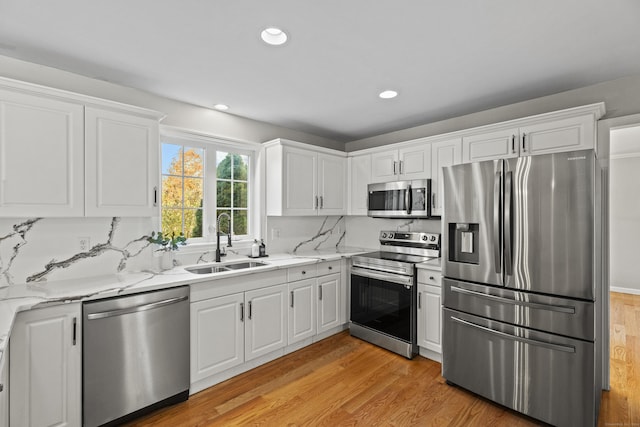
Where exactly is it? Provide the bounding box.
[351,266,413,287]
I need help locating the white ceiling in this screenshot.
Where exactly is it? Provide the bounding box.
[1,1,639,142]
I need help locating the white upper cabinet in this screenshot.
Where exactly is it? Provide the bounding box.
[348,154,371,215]
[85,107,159,216]
[0,87,85,217]
[370,142,431,183]
[265,139,346,216]
[431,138,462,216]
[317,153,347,215]
[462,107,602,163]
[519,114,595,156]
[462,127,520,163]
[371,150,398,183]
[0,77,163,217]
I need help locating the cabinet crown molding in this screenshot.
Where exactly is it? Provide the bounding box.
[0,76,165,120]
[262,138,347,157]
[348,102,606,157]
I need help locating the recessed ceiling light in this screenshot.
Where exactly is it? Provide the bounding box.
[379,90,398,99]
[261,27,288,46]
[214,104,229,111]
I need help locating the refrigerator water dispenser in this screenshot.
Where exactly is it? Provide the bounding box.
[448,223,479,264]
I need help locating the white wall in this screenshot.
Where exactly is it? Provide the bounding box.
[609,125,640,295]
[347,74,640,151]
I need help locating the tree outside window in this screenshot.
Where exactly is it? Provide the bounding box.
[160,143,250,239]
[216,152,249,236]
[161,144,204,238]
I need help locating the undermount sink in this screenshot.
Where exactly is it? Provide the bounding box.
[185,260,268,275]
[185,265,231,274]
[224,261,268,270]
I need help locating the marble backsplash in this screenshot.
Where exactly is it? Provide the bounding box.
[0,217,155,286]
[0,214,442,287]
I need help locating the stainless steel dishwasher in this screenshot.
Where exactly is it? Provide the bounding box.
[83,286,190,427]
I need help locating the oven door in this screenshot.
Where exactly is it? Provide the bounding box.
[350,266,415,343]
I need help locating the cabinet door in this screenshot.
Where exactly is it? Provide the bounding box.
[349,154,371,215]
[85,107,159,216]
[398,144,431,180]
[0,348,8,427]
[417,283,442,354]
[0,89,84,217]
[371,150,399,183]
[288,279,316,344]
[318,153,347,215]
[317,273,341,334]
[431,138,462,216]
[282,147,318,215]
[520,115,594,156]
[245,284,287,361]
[10,303,81,427]
[190,293,244,382]
[462,127,519,163]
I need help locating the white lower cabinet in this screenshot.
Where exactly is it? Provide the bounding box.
[190,293,245,382]
[10,303,81,427]
[190,284,287,384]
[288,278,317,345]
[417,283,442,354]
[317,273,341,334]
[245,285,288,361]
[417,268,443,361]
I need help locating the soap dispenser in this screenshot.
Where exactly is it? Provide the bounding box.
[259,239,266,257]
[251,239,260,257]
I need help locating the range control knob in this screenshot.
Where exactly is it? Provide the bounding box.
[388,233,394,239]
[381,232,387,238]
[430,235,437,242]
[422,235,428,241]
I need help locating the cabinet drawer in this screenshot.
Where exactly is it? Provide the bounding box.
[418,269,441,287]
[317,260,341,276]
[288,264,317,282]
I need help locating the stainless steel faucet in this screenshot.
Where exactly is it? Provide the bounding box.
[215,212,232,262]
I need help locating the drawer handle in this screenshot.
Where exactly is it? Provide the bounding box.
[451,316,575,353]
[450,286,575,314]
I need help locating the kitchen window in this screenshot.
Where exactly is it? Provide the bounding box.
[160,132,254,242]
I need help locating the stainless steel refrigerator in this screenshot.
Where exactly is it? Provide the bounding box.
[442,149,603,427]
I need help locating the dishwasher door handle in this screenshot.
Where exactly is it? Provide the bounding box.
[86,295,189,320]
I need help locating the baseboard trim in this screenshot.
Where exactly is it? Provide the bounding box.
[611,286,640,295]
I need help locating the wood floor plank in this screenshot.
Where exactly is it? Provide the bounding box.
[127,291,640,427]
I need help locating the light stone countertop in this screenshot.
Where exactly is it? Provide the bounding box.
[0,247,373,374]
[416,258,442,271]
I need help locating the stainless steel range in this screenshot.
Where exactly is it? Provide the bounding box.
[350,231,440,358]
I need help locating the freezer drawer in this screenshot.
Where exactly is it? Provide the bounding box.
[442,308,597,427]
[443,278,595,341]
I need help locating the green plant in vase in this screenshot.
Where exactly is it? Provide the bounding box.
[148,231,187,251]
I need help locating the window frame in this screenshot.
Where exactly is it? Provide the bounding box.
[160,127,259,246]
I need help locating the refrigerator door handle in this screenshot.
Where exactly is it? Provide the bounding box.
[504,171,513,276]
[493,171,502,274]
[450,286,576,314]
[451,316,576,353]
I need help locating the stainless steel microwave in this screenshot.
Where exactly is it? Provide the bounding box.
[367,179,433,218]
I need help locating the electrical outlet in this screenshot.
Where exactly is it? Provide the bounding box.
[271,228,281,240]
[78,237,90,252]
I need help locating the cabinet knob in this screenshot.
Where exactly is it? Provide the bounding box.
[328,266,333,270]
[429,276,435,280]
[301,271,306,275]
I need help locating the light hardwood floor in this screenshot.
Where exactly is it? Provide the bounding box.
[127,292,639,426]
